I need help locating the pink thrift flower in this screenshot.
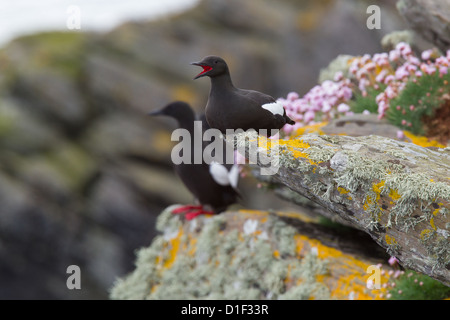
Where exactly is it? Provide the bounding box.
[401,119,407,125]
[287,92,299,101]
[389,50,400,62]
[384,75,395,84]
[334,71,344,81]
[337,103,350,113]
[385,86,396,99]
[439,66,448,76]
[421,49,433,60]
[436,56,449,67]
[349,64,358,74]
[282,124,294,135]
[375,69,387,83]
[388,256,399,266]
[322,101,332,113]
[408,56,420,65]
[396,130,404,139]
[395,66,409,80]
[304,110,315,123]
[406,64,417,72]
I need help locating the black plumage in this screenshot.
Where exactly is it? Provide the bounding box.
[149,101,239,219]
[191,56,295,134]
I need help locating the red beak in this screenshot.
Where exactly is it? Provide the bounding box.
[191,62,212,79]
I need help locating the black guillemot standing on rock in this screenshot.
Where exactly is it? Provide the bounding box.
[191,56,295,135]
[149,101,240,220]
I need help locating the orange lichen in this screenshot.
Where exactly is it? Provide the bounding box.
[290,122,328,138]
[403,131,446,148]
[389,188,401,201]
[151,210,393,300]
[430,218,436,231]
[373,181,385,196]
[293,235,390,300]
[337,187,350,194]
[162,228,182,269]
[385,234,398,246]
[257,135,318,164]
[238,209,267,216]
[420,229,433,241]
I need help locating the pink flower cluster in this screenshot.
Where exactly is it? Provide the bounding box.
[349,42,450,119]
[279,42,449,137]
[278,74,353,135]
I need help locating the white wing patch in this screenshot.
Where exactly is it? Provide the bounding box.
[261,102,284,116]
[209,162,239,189]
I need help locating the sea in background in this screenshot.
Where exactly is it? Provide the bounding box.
[0,0,199,46]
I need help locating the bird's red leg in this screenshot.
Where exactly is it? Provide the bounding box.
[171,205,203,214]
[185,209,214,220]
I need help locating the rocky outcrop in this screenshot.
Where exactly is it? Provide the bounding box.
[111,207,393,300]
[228,130,450,286]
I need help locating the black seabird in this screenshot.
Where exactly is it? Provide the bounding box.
[191,55,295,134]
[149,101,240,219]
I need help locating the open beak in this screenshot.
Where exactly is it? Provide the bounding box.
[191,62,212,80]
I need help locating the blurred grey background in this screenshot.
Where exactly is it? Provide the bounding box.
[0,0,415,299]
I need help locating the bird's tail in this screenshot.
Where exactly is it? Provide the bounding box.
[285,115,295,125]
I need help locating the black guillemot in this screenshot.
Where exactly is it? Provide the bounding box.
[149,101,240,219]
[191,55,295,135]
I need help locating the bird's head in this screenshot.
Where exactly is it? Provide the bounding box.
[148,101,196,124]
[191,56,228,79]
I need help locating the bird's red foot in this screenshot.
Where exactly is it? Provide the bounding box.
[171,205,203,215]
[185,209,214,220]
[171,205,214,220]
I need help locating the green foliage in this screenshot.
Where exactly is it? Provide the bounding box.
[350,85,386,114]
[386,73,450,135]
[388,270,450,300]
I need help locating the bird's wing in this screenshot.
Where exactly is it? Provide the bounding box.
[238,89,284,116]
[209,161,239,189]
[261,102,285,116]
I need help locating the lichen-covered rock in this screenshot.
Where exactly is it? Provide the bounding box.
[111,207,393,300]
[229,131,450,286]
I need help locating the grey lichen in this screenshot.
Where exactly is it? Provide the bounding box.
[231,131,450,284]
[110,208,332,300]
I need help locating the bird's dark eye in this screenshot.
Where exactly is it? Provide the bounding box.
[214,60,218,64]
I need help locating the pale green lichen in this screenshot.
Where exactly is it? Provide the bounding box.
[279,253,330,300]
[110,209,332,300]
[243,133,449,273]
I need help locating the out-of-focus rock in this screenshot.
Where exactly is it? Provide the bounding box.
[397,0,450,52]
